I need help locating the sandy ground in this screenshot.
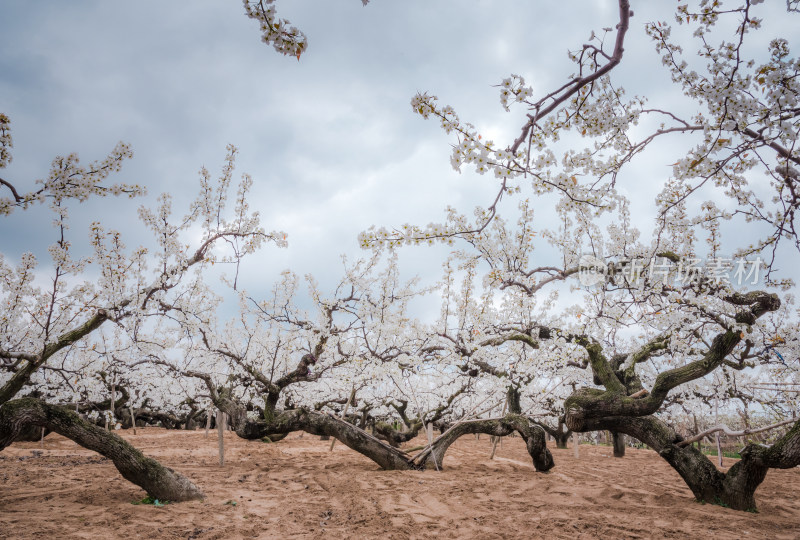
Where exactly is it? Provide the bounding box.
[1,428,799,539]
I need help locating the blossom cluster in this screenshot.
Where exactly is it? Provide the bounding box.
[242,0,308,58]
[498,74,533,112]
[0,113,11,168]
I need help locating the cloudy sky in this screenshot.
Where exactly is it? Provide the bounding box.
[1,1,797,315]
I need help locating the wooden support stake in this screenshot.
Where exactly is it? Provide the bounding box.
[330,386,355,452]
[489,397,508,460]
[217,409,225,466]
[110,378,116,429]
[40,427,45,448]
[129,406,137,435]
[425,422,439,471]
[205,408,211,438]
[573,432,579,459]
[75,401,79,446]
[715,397,723,467]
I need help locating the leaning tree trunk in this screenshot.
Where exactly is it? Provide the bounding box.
[570,413,800,512]
[413,414,554,472]
[611,431,625,458]
[234,407,419,471]
[0,398,204,502]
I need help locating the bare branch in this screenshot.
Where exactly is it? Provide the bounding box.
[677,417,796,447]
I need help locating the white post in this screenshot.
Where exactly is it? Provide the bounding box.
[330,386,355,451]
[573,432,579,459]
[217,409,225,466]
[129,406,137,435]
[715,397,723,467]
[109,376,116,430]
[75,400,79,446]
[426,422,439,471]
[490,396,509,460]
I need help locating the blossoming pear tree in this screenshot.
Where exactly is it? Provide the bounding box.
[355,0,799,511]
[0,115,285,500]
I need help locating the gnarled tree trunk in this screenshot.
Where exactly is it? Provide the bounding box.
[569,412,800,511]
[233,407,419,471]
[413,414,554,472]
[374,420,423,447]
[560,291,786,511]
[0,398,204,502]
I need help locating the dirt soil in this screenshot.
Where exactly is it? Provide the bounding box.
[1,428,799,539]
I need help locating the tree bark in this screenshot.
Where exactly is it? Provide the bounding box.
[533,419,571,449]
[12,423,51,442]
[612,431,626,458]
[0,398,204,502]
[572,413,800,511]
[373,420,422,447]
[506,386,522,415]
[555,434,569,449]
